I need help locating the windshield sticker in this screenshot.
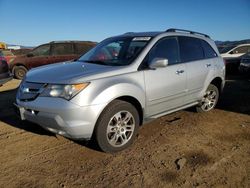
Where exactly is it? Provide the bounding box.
[132,37,151,41]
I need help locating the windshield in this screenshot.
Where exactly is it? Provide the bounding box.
[219,45,236,53]
[78,36,151,66]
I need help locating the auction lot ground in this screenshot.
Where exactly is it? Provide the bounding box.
[0,76,249,188]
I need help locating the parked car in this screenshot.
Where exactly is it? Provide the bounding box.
[12,48,33,56]
[15,29,225,152]
[0,50,16,64]
[239,52,250,74]
[220,44,250,72]
[0,55,12,86]
[10,41,96,79]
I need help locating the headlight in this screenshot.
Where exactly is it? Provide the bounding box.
[40,83,89,100]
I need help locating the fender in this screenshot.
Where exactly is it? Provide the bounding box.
[71,72,146,109]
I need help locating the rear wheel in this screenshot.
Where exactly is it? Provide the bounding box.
[14,66,27,80]
[196,84,219,112]
[94,100,139,153]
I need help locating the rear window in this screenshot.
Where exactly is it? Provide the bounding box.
[201,40,217,58]
[75,43,95,55]
[51,43,74,55]
[179,36,204,62]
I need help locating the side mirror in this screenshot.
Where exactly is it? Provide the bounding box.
[27,53,34,57]
[149,58,168,69]
[229,51,234,55]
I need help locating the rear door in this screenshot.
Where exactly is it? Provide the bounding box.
[51,43,76,63]
[178,36,213,103]
[143,37,187,116]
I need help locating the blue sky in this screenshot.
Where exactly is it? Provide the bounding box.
[0,0,249,46]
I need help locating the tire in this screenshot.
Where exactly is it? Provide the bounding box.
[14,66,27,80]
[196,84,219,113]
[94,100,139,153]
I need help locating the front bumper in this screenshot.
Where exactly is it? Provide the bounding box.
[15,97,107,139]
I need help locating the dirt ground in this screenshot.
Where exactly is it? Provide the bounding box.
[0,75,249,188]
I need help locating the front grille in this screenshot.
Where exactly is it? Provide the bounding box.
[18,81,46,101]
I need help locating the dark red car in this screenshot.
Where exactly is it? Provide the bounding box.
[9,41,96,79]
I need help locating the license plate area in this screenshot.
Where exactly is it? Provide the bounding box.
[13,103,25,120]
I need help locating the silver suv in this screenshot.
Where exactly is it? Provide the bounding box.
[15,29,225,153]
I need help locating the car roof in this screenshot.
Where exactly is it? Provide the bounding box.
[235,43,250,47]
[49,41,96,44]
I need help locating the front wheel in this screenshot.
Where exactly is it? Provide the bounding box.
[94,100,139,153]
[14,66,27,80]
[196,84,219,112]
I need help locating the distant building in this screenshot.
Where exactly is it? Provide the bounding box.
[7,45,21,50]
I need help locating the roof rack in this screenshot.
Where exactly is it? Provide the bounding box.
[166,28,210,38]
[123,32,135,35]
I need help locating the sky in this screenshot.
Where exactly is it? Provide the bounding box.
[0,0,250,46]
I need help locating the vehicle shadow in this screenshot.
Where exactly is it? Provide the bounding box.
[216,74,250,115]
[0,88,55,137]
[0,87,100,151]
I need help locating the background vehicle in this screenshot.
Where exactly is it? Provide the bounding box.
[10,41,96,79]
[239,52,250,74]
[0,55,12,86]
[0,50,16,65]
[0,42,7,49]
[220,44,250,72]
[15,29,225,153]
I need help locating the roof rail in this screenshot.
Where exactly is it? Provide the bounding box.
[123,32,134,35]
[166,28,210,38]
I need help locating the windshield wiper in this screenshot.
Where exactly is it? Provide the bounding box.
[80,60,109,65]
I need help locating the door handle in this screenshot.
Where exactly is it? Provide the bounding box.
[176,70,184,75]
[206,63,211,67]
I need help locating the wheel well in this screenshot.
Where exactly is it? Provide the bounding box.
[211,77,223,93]
[116,96,143,125]
[12,64,27,72]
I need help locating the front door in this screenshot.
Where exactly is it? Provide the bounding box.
[26,44,51,69]
[143,37,187,117]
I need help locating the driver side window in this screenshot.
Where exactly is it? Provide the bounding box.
[148,37,180,65]
[32,44,50,56]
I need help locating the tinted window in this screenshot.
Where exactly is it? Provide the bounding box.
[75,43,95,55]
[52,43,73,55]
[32,44,50,56]
[201,40,217,58]
[233,46,249,54]
[179,36,204,62]
[148,37,179,65]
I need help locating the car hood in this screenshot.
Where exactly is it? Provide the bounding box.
[25,61,131,84]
